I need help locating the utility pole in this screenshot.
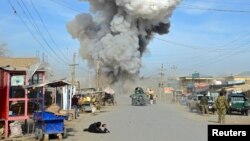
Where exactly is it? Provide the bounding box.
[42,52,45,62]
[36,50,40,62]
[96,58,100,89]
[171,65,177,88]
[171,65,177,102]
[159,64,164,102]
[88,71,91,88]
[69,52,78,86]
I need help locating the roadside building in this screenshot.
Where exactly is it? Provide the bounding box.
[179,73,214,94]
[0,57,48,138]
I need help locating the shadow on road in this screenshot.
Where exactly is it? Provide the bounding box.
[208,120,219,124]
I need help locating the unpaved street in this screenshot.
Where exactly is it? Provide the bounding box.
[64,95,207,141]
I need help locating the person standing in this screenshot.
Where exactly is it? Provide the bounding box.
[148,88,154,104]
[71,95,79,119]
[200,93,209,115]
[215,89,229,124]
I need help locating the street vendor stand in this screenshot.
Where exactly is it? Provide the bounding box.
[77,88,103,112]
[32,80,72,141]
[0,61,47,139]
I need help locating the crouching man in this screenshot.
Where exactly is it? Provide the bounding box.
[83,122,110,133]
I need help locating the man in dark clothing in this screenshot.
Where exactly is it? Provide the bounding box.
[200,93,209,115]
[71,95,79,119]
[84,122,110,133]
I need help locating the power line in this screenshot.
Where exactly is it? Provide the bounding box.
[155,37,201,50]
[17,0,69,65]
[183,0,250,6]
[48,0,82,13]
[19,0,69,64]
[30,0,71,62]
[7,0,52,59]
[179,43,250,72]
[7,0,66,65]
[178,4,250,13]
[154,35,250,72]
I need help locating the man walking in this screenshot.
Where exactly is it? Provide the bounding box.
[215,89,229,124]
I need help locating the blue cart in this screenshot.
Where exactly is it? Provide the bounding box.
[33,111,67,141]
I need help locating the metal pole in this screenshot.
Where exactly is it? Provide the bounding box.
[159,64,164,102]
[96,59,100,89]
[69,52,79,86]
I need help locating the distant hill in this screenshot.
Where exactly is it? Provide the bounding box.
[236,71,250,76]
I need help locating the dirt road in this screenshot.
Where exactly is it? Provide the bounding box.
[64,95,207,141]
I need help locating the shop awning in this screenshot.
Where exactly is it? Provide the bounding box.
[23,80,71,89]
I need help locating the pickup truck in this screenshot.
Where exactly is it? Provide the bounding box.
[187,94,215,113]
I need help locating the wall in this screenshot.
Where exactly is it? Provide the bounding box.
[0,70,8,119]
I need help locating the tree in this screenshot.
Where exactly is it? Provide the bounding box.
[0,43,6,57]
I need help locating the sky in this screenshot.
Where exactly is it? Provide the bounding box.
[0,0,250,83]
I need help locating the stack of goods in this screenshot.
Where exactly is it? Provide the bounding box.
[0,123,4,139]
[46,103,60,114]
[9,121,23,138]
[78,96,91,105]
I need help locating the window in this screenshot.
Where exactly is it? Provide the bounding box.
[29,72,43,85]
[9,100,41,116]
[28,87,43,98]
[10,86,25,98]
[231,97,244,101]
[11,75,25,86]
[9,101,25,116]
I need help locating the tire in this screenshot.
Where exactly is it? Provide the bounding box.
[189,107,193,112]
[135,100,140,106]
[35,128,44,141]
[245,110,249,116]
[62,128,67,138]
[241,111,245,115]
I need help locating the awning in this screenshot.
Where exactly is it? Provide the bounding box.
[23,80,71,89]
[46,80,71,87]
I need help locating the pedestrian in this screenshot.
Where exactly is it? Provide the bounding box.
[71,95,79,119]
[83,122,110,133]
[148,88,154,104]
[215,89,229,124]
[200,93,209,115]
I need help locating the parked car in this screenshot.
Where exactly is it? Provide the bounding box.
[227,93,249,116]
[187,94,215,113]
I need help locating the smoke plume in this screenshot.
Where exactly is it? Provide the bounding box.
[67,0,180,83]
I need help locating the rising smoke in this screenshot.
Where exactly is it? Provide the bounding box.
[67,0,180,83]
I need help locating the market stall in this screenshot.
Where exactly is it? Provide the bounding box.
[25,80,73,140]
[0,62,47,139]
